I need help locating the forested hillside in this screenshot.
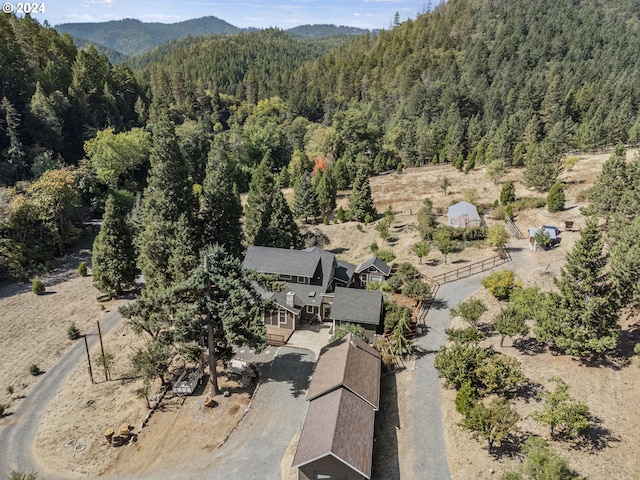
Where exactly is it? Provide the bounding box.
[3,0,640,283]
[129,29,346,99]
[55,16,241,57]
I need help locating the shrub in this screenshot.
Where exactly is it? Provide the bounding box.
[77,262,87,277]
[486,225,509,248]
[370,241,379,253]
[67,322,81,340]
[455,381,477,416]
[386,276,403,293]
[6,385,14,396]
[336,206,346,223]
[534,229,553,249]
[476,353,525,394]
[481,270,519,300]
[330,323,369,343]
[450,298,487,326]
[0,403,8,417]
[445,327,484,344]
[501,437,582,480]
[31,277,45,295]
[434,342,488,389]
[376,249,396,263]
[356,223,363,232]
[364,213,374,225]
[532,377,592,439]
[547,182,566,213]
[29,364,42,376]
[512,197,547,210]
[500,180,516,205]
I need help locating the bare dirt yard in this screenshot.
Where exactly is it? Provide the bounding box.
[0,148,638,479]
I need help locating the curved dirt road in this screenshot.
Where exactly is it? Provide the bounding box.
[0,305,126,480]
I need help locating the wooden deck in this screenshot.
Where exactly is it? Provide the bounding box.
[266,326,294,346]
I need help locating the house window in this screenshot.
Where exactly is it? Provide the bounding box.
[370,275,383,283]
[280,274,291,281]
[315,474,346,480]
[306,305,316,314]
[298,276,308,283]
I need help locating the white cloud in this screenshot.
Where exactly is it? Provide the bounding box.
[81,0,115,7]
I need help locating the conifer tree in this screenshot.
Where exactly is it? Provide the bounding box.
[92,193,137,297]
[267,181,301,249]
[171,246,268,394]
[200,143,243,257]
[523,141,562,192]
[588,144,628,225]
[610,217,640,308]
[244,156,277,246]
[546,182,565,213]
[348,168,376,222]
[292,172,320,223]
[137,115,198,291]
[313,167,337,217]
[546,219,619,356]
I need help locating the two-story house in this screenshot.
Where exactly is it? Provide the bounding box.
[242,246,383,341]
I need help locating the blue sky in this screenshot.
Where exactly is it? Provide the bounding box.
[28,0,434,30]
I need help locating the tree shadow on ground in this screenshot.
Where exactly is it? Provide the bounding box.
[513,337,547,356]
[489,433,526,460]
[429,297,449,310]
[579,323,640,370]
[372,372,401,480]
[411,344,439,359]
[255,351,314,398]
[506,379,544,403]
[573,417,621,452]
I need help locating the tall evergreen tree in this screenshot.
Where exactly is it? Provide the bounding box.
[610,217,640,309]
[0,97,26,184]
[200,143,243,257]
[587,144,628,224]
[544,219,619,356]
[137,115,198,291]
[292,172,320,223]
[523,141,562,192]
[267,182,301,249]
[171,246,268,394]
[244,155,276,246]
[314,167,337,216]
[348,168,376,221]
[92,193,137,297]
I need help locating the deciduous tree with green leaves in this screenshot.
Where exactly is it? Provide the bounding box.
[460,398,519,452]
[493,306,529,347]
[532,377,592,439]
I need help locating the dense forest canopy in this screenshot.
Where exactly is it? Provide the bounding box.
[3,0,640,281]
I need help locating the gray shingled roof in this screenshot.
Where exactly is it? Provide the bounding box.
[291,387,375,479]
[307,333,381,409]
[242,245,320,278]
[354,257,392,276]
[335,259,356,285]
[330,287,383,326]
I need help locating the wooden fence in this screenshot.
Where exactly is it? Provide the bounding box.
[430,245,512,285]
[416,275,440,326]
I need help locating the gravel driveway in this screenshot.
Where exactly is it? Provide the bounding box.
[196,346,315,480]
[396,275,487,480]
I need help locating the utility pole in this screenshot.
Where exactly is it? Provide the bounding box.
[97,320,109,381]
[84,335,94,384]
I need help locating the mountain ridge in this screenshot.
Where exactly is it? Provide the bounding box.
[55,16,369,59]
